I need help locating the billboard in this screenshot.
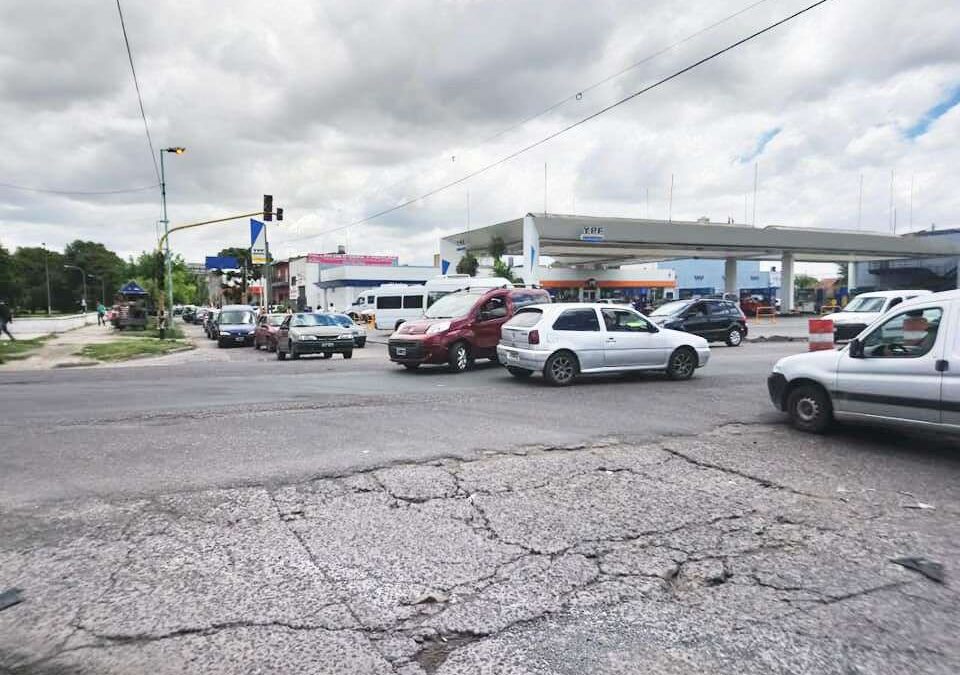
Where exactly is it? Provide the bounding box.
[250,219,267,265]
[306,253,397,266]
[205,256,239,270]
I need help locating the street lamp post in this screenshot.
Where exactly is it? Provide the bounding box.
[160,146,186,334]
[63,264,88,313]
[41,242,51,316]
[88,273,105,305]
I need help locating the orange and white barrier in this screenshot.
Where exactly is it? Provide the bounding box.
[808,319,834,351]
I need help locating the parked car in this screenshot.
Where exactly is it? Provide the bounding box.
[182,306,197,323]
[275,313,355,360]
[329,313,367,347]
[768,290,958,433]
[194,308,210,326]
[253,313,286,351]
[647,298,748,346]
[216,305,257,347]
[824,290,932,342]
[388,287,551,372]
[204,309,221,339]
[497,304,710,386]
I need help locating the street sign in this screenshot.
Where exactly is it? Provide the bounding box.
[205,256,239,270]
[250,219,267,265]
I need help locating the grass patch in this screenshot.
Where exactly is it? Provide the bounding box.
[0,336,50,363]
[76,339,191,362]
[124,325,186,340]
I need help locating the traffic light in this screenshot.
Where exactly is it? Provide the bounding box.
[276,208,283,221]
[263,194,273,221]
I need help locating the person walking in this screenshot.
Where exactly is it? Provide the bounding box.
[96,301,107,326]
[0,301,14,341]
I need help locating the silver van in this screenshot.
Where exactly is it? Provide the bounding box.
[768,289,959,433]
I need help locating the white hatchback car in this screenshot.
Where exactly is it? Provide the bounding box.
[827,289,932,341]
[497,303,710,386]
[769,290,959,433]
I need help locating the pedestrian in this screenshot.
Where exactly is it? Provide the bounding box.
[328,302,335,312]
[80,297,87,314]
[0,301,14,341]
[96,301,106,326]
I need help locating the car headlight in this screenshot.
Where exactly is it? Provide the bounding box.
[299,334,317,340]
[219,330,231,336]
[426,321,451,335]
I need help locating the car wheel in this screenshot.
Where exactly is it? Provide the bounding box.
[217,339,225,348]
[357,338,366,348]
[403,363,420,370]
[725,327,744,347]
[277,348,286,360]
[507,366,533,379]
[343,351,353,359]
[787,384,833,433]
[320,352,333,359]
[395,320,406,331]
[448,342,470,373]
[666,347,697,380]
[544,351,578,386]
[290,346,300,360]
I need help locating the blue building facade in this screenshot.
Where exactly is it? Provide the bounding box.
[657,259,776,300]
[853,229,960,292]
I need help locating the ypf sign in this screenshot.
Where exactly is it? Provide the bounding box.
[250,219,267,265]
[579,226,605,243]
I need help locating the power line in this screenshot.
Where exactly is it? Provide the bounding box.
[115,0,161,184]
[281,0,830,246]
[0,181,160,196]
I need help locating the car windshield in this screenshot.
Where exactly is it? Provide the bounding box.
[267,314,285,326]
[650,300,692,317]
[843,297,887,313]
[290,313,336,327]
[219,310,255,324]
[423,292,482,319]
[330,314,354,327]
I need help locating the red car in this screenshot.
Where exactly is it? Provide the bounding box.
[253,313,286,351]
[388,287,551,372]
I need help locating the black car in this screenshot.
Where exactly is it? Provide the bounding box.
[648,299,748,346]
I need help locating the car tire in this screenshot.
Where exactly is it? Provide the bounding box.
[544,351,578,386]
[290,346,300,360]
[786,384,833,434]
[448,342,470,373]
[666,347,697,380]
[725,327,744,347]
[277,348,286,361]
[217,339,225,348]
[343,351,353,359]
[507,366,533,379]
[357,338,366,348]
[320,352,333,359]
[403,363,420,370]
[395,320,406,331]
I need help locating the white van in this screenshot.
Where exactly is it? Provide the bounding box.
[769,289,959,433]
[371,276,514,330]
[346,291,378,321]
[828,289,932,341]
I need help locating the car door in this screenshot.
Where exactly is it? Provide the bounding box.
[550,307,604,370]
[939,301,959,428]
[472,293,510,356]
[601,308,667,367]
[680,302,712,338]
[277,315,292,351]
[835,303,946,423]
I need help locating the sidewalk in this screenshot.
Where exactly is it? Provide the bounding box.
[2,323,145,370]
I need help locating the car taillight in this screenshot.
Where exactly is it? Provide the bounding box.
[528,330,540,345]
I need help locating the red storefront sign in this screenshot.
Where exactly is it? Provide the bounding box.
[306,254,397,266]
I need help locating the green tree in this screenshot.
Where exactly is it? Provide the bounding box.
[0,242,16,305]
[12,247,71,313]
[456,252,479,276]
[794,274,818,290]
[63,240,126,306]
[492,259,517,284]
[126,251,202,305]
[487,236,507,261]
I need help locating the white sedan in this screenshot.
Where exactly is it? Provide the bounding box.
[497,303,710,386]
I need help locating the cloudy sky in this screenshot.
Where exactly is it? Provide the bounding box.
[1,0,958,271]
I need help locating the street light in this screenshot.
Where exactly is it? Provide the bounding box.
[63,264,88,313]
[160,146,186,332]
[41,242,51,316]
[88,273,106,305]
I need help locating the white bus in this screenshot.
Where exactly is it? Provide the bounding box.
[370,275,514,330]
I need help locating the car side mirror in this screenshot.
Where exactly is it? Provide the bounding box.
[849,338,864,358]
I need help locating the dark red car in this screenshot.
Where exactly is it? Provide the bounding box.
[388,287,551,372]
[253,313,286,351]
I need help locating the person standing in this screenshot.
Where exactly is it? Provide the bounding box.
[0,301,14,341]
[96,301,107,326]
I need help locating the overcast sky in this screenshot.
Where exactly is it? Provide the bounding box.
[1,0,958,273]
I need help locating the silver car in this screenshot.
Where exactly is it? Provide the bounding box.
[769,290,959,433]
[497,303,710,386]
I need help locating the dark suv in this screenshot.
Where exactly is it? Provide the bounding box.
[648,299,748,346]
[388,287,551,372]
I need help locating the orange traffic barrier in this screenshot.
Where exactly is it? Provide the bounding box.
[808,318,834,351]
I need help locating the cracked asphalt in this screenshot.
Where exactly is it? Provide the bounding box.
[1,334,958,674]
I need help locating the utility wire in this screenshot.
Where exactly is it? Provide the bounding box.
[281,0,830,245]
[115,0,161,184]
[0,181,160,196]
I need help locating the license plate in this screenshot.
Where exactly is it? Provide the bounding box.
[506,350,519,361]
[234,337,244,342]
[321,342,334,348]
[396,347,406,356]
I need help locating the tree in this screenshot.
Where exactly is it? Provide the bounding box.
[63,240,126,306]
[12,247,71,313]
[794,274,818,290]
[487,236,507,261]
[126,251,203,305]
[0,242,16,305]
[456,252,479,276]
[492,259,517,284]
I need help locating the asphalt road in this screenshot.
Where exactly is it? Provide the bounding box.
[1,323,802,508]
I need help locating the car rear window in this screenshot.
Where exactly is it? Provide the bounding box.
[506,309,543,328]
[553,308,600,332]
